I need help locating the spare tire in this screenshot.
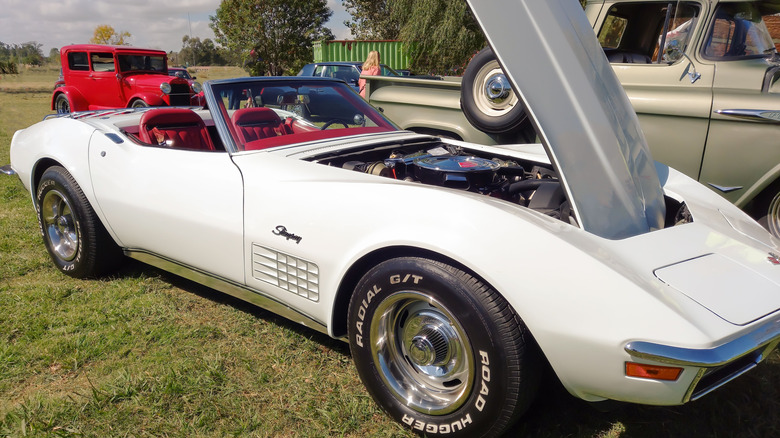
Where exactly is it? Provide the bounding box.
[461,47,526,134]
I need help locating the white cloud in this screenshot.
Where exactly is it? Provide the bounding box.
[0,0,351,54]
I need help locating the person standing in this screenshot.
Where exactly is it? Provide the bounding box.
[359,51,381,98]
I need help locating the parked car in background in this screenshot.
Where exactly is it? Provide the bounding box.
[52,44,203,113]
[297,61,401,92]
[168,67,196,81]
[365,0,780,238]
[8,1,780,436]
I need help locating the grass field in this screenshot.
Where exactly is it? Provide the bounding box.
[1,66,779,438]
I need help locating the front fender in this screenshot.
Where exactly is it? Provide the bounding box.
[51,87,89,112]
[126,93,167,107]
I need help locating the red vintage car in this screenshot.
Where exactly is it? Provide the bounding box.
[51,44,203,113]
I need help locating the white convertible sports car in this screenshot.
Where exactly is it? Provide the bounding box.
[7,1,780,436]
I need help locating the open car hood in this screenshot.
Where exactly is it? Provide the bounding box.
[466,0,666,239]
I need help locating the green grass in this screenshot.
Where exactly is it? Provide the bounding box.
[1,66,779,437]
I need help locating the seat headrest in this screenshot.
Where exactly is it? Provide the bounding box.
[232,107,282,126]
[141,108,205,128]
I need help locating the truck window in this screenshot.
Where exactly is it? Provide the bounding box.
[703,2,775,59]
[598,2,699,64]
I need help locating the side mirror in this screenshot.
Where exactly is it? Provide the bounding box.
[664,40,701,84]
[663,40,684,63]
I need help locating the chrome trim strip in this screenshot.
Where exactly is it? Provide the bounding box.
[707,183,742,193]
[714,109,780,124]
[624,314,780,367]
[125,249,330,336]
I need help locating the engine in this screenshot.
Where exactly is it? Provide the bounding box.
[317,142,572,221]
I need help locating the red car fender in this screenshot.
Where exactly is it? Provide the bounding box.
[124,92,167,107]
[51,87,89,112]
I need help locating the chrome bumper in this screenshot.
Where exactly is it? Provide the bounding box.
[625,314,780,402]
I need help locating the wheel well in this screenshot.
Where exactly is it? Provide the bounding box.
[746,178,780,220]
[32,158,64,192]
[330,246,480,338]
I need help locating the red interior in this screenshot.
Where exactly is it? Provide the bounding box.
[138,108,215,151]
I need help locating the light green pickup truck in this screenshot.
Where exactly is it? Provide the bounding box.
[365,0,780,236]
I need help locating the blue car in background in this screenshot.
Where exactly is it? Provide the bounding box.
[297,62,401,92]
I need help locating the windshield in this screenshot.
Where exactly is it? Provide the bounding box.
[208,79,398,151]
[117,54,167,73]
[703,2,776,59]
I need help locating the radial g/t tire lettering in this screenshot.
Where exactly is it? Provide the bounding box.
[36,166,122,278]
[348,257,541,437]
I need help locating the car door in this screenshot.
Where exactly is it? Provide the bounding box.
[595,0,715,180]
[64,50,92,102]
[89,135,245,282]
[86,51,124,108]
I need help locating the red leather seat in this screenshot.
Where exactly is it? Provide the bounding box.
[139,108,215,151]
[231,107,292,145]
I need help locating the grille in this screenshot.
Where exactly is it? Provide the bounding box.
[689,351,761,400]
[168,83,192,106]
[252,244,319,302]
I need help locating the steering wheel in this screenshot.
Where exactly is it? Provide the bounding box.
[321,119,350,130]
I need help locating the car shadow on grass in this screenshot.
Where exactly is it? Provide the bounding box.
[113,259,780,438]
[114,258,350,354]
[505,351,779,437]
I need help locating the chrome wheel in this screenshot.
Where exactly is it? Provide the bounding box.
[41,189,79,261]
[461,47,526,134]
[55,94,70,114]
[370,291,474,415]
[471,60,518,118]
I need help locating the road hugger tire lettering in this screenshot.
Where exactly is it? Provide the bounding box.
[348,257,540,437]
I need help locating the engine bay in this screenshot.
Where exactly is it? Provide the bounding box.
[309,139,576,223]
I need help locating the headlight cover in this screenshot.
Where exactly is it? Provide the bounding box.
[160,82,172,94]
[192,81,202,94]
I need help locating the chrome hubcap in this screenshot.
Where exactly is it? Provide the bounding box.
[41,189,79,261]
[485,74,511,104]
[371,292,474,415]
[473,60,519,117]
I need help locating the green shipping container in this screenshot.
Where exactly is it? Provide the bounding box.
[313,40,411,71]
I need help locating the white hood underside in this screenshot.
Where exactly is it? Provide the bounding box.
[466,0,666,240]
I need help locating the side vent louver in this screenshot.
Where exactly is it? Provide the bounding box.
[252,244,319,302]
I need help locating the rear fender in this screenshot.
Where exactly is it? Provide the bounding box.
[51,87,88,112]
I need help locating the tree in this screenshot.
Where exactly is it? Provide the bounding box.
[342,0,400,39]
[90,25,132,45]
[210,0,334,76]
[48,48,60,65]
[390,0,485,75]
[0,41,44,66]
[177,36,226,67]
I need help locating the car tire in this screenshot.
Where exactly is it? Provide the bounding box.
[348,257,540,437]
[461,47,527,134]
[54,94,71,114]
[37,166,122,278]
[131,99,149,108]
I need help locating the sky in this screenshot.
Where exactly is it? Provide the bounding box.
[0,0,352,55]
